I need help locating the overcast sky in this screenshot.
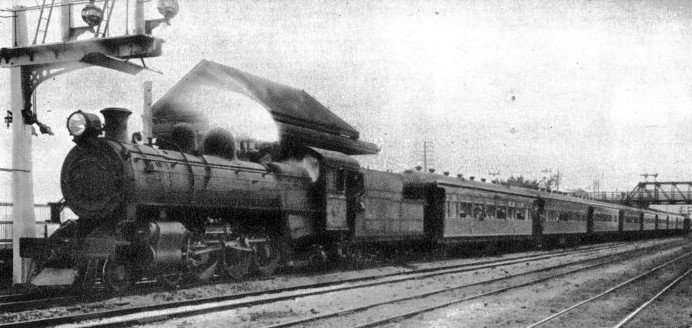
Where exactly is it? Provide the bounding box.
[1,0,692,204]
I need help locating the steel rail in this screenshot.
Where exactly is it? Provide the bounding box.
[0,241,650,327]
[0,241,621,315]
[344,249,692,328]
[260,245,666,328]
[612,266,692,328]
[525,251,692,328]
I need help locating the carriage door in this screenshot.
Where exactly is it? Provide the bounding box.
[531,198,545,237]
[586,206,594,233]
[345,171,364,231]
[639,213,644,231]
[618,211,624,232]
[325,167,349,231]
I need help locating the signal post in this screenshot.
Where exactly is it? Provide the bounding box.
[1,0,176,284]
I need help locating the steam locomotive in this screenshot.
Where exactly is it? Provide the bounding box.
[19,106,689,291]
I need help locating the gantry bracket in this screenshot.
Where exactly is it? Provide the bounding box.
[0,34,162,133]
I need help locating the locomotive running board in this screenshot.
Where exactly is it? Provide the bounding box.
[31,268,77,286]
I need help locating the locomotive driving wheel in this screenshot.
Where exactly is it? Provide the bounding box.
[251,238,284,276]
[102,258,135,293]
[223,245,252,281]
[186,238,220,282]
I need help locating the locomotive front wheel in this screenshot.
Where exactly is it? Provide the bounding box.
[102,259,135,293]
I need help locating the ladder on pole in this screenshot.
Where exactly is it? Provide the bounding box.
[32,0,56,45]
[95,0,116,38]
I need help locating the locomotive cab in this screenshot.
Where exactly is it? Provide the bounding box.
[301,147,363,233]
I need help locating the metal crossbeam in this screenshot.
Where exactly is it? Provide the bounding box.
[0,34,162,68]
[625,181,692,206]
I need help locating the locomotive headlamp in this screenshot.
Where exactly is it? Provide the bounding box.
[67,111,102,138]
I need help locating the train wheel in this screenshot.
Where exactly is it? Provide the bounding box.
[533,236,544,250]
[159,273,183,288]
[185,237,220,282]
[102,259,135,293]
[223,247,251,281]
[191,253,219,282]
[348,247,365,270]
[252,239,284,276]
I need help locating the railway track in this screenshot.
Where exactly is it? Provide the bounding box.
[255,242,691,328]
[0,240,624,315]
[0,239,681,327]
[613,266,692,328]
[525,245,692,328]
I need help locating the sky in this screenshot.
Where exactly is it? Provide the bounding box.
[1,0,692,204]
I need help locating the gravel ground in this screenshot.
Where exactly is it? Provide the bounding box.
[120,239,685,328]
[380,244,692,328]
[621,264,692,328]
[0,238,684,327]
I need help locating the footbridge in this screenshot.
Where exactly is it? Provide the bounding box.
[587,181,692,208]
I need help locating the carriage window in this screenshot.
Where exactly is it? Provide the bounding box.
[558,211,569,221]
[458,202,470,218]
[497,206,507,220]
[574,212,583,221]
[595,213,612,222]
[473,203,485,220]
[516,208,526,220]
[549,210,559,222]
[508,207,516,220]
[335,168,345,192]
[486,204,496,220]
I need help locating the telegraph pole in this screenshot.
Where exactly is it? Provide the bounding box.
[423,141,427,172]
[422,140,434,172]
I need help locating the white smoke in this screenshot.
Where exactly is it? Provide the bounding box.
[284,155,320,182]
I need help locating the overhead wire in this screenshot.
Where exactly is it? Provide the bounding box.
[1,0,151,13]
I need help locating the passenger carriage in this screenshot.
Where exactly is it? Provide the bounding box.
[353,169,426,242]
[401,171,539,245]
[620,208,642,233]
[538,194,589,240]
[590,202,620,236]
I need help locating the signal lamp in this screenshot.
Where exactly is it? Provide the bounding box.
[67,111,102,138]
[81,0,104,28]
[157,0,180,20]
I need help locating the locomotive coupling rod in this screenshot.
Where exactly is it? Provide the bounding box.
[191,246,223,256]
[245,237,268,243]
[224,241,253,252]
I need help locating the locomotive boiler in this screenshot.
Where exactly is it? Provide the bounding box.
[22,107,324,291]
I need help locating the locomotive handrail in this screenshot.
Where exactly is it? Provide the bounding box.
[129,145,279,175]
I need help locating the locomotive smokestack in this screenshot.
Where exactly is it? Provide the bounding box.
[101,108,132,143]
